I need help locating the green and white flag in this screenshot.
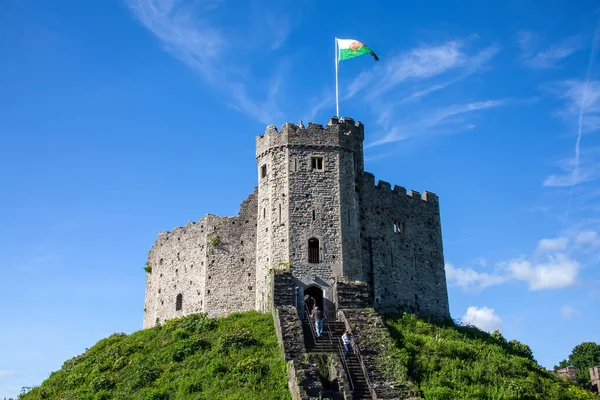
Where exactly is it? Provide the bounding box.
[336,38,379,61]
[334,37,379,117]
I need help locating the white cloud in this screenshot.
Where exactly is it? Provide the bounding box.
[560,305,583,320]
[517,31,582,69]
[537,237,569,252]
[0,370,15,378]
[576,230,600,248]
[445,263,507,290]
[448,250,582,292]
[462,306,502,332]
[505,253,580,290]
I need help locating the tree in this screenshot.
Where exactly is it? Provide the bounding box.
[556,342,600,388]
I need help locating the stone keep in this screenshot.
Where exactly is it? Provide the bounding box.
[143,117,450,328]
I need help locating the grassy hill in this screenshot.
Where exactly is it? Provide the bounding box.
[368,313,596,399]
[20,311,290,400]
[20,311,597,400]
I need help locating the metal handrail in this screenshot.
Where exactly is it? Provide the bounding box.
[352,337,376,398]
[304,305,317,344]
[304,307,355,392]
[337,337,355,392]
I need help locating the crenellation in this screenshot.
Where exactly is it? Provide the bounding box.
[144,117,450,327]
[377,180,392,191]
[408,189,420,198]
[393,185,407,196]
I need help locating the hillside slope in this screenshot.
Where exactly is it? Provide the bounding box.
[20,312,290,400]
[367,313,596,399]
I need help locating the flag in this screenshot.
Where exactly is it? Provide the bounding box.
[336,38,379,61]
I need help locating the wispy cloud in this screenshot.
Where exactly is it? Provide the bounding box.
[125,0,292,124]
[517,31,583,69]
[367,99,506,147]
[575,230,600,249]
[542,149,600,187]
[537,237,569,252]
[543,26,600,228]
[346,40,499,101]
[0,370,15,378]
[445,263,508,290]
[560,305,583,320]
[335,36,505,154]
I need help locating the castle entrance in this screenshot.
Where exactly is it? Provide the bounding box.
[303,285,324,319]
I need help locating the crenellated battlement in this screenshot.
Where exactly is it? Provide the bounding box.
[256,117,364,157]
[363,172,439,204]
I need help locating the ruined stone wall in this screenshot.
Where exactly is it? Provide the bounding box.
[590,366,600,393]
[203,191,257,317]
[358,172,450,318]
[143,222,208,328]
[143,191,258,327]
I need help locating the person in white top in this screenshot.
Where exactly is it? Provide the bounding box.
[342,330,352,357]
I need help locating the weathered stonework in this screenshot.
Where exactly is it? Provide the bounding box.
[143,117,450,328]
[590,366,600,393]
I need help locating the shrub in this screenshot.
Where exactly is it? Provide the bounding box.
[216,329,256,351]
[89,376,115,392]
[131,364,160,389]
[209,235,221,247]
[144,263,152,273]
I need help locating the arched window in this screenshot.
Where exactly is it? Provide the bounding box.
[175,293,183,311]
[308,238,320,264]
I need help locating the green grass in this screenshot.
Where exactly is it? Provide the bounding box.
[20,311,291,400]
[369,313,596,400]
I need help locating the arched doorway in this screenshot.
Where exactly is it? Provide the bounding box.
[303,285,323,319]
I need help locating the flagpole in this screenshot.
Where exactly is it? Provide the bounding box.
[335,37,339,117]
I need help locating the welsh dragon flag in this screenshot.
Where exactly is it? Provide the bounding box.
[336,38,379,61]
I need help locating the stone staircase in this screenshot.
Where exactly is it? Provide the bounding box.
[272,272,407,399]
[303,319,373,399]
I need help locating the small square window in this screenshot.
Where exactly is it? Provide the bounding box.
[261,164,267,178]
[311,156,324,171]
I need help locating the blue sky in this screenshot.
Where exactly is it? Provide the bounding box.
[1,0,599,397]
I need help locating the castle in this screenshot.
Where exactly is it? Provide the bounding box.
[143,117,450,328]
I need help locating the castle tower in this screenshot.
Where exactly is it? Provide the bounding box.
[143,117,450,329]
[255,118,365,317]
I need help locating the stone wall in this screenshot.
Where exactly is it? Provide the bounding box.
[358,173,450,318]
[143,221,208,328]
[203,190,257,316]
[339,308,411,399]
[590,366,600,393]
[143,190,258,328]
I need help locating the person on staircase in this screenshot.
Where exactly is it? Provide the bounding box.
[304,295,315,320]
[342,330,352,358]
[312,306,323,337]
